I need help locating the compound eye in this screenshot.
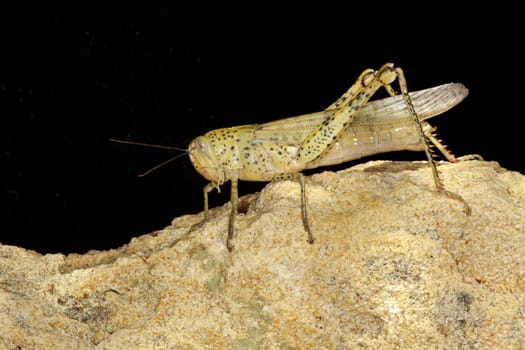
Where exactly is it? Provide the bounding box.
[196,139,208,153]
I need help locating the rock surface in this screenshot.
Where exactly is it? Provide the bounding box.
[1,159,524,349]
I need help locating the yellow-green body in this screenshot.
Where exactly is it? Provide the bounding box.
[187,63,470,250]
[189,83,467,186]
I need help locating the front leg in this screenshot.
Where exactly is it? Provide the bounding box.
[188,182,217,236]
[190,179,239,251]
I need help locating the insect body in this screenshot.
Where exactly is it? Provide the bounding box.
[190,82,467,182]
[188,63,470,251]
[188,63,470,250]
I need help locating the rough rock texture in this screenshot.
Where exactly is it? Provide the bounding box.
[1,159,524,349]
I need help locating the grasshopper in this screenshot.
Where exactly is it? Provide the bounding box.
[187,63,470,251]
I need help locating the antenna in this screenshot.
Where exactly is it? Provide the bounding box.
[110,138,189,177]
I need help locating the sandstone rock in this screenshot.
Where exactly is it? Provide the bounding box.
[1,159,524,349]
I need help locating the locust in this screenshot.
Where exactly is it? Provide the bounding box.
[186,63,471,251]
[114,63,471,251]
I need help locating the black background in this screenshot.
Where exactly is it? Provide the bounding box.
[1,2,522,254]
